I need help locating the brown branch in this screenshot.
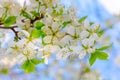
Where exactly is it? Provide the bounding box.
[0,13,44,40]
[21,13,44,27]
[0,25,18,40]
[31,13,44,24]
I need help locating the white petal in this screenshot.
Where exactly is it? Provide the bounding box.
[59,35,73,46]
[91,23,100,31]
[88,38,95,47]
[41,27,52,35]
[87,47,95,53]
[82,39,89,47]
[51,45,60,53]
[90,33,99,41]
[66,26,75,36]
[42,56,48,64]
[16,54,26,64]
[79,50,86,59]
[83,19,90,29]
[43,36,52,44]
[44,45,52,52]
[51,22,59,32]
[70,46,83,54]
[18,30,30,38]
[56,31,65,39]
[52,37,59,45]
[80,30,89,39]
[44,57,48,64]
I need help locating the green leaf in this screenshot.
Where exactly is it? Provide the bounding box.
[96,51,108,60]
[0,18,4,25]
[21,59,45,73]
[62,21,72,28]
[4,16,16,27]
[30,29,46,39]
[89,51,109,66]
[58,8,63,15]
[30,11,39,17]
[94,25,100,33]
[52,9,57,14]
[89,53,97,66]
[40,30,46,38]
[39,58,45,64]
[21,60,35,73]
[42,39,47,46]
[0,68,8,74]
[97,30,104,37]
[30,29,41,39]
[31,59,41,65]
[84,67,91,73]
[21,10,31,19]
[97,44,112,51]
[90,22,94,26]
[35,21,45,30]
[78,16,87,23]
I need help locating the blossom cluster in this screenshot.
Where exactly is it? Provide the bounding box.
[0,0,109,72]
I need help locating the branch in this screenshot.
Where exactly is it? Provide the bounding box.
[0,25,18,40]
[21,13,44,26]
[0,13,44,40]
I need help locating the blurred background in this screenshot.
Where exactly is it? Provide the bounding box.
[0,0,120,80]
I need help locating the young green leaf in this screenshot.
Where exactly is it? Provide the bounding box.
[0,68,8,74]
[90,22,94,26]
[94,25,100,33]
[31,58,45,65]
[58,8,63,15]
[21,10,31,19]
[42,39,47,46]
[30,29,41,39]
[62,21,72,28]
[30,11,39,17]
[31,59,41,65]
[89,53,97,66]
[84,67,91,73]
[78,16,87,23]
[40,58,45,63]
[97,30,104,37]
[4,16,16,27]
[96,44,112,51]
[89,51,109,66]
[40,30,46,38]
[21,59,45,73]
[21,60,35,73]
[96,51,108,60]
[35,21,45,30]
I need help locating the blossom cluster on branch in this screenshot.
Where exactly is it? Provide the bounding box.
[0,0,110,73]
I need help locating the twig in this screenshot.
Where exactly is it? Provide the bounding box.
[22,13,44,24]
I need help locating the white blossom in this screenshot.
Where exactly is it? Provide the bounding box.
[0,0,107,69]
[66,25,75,36]
[83,19,90,29]
[114,55,120,67]
[59,35,73,46]
[80,30,89,39]
[87,47,95,53]
[56,47,70,60]
[43,35,52,44]
[78,50,87,59]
